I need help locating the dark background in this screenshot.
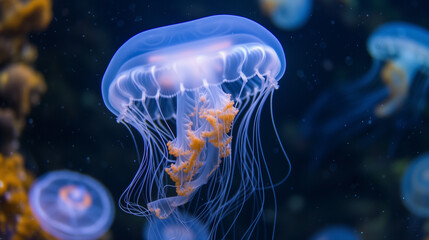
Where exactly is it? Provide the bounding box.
[22,0,429,239]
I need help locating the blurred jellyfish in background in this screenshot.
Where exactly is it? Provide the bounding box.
[310,225,361,240]
[144,211,208,240]
[401,153,429,218]
[29,170,115,240]
[368,22,429,119]
[259,0,312,30]
[302,22,429,162]
[102,14,290,238]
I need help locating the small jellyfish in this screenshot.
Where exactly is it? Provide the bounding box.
[367,22,429,118]
[143,211,208,240]
[259,0,312,30]
[401,153,429,218]
[29,170,115,240]
[310,225,361,240]
[302,22,429,161]
[102,15,289,237]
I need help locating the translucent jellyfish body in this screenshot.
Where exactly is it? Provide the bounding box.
[29,170,115,240]
[144,212,208,240]
[302,22,429,160]
[368,22,429,117]
[401,153,429,218]
[102,14,288,238]
[310,225,361,240]
[259,0,312,30]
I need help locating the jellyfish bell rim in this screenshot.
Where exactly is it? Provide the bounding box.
[144,211,209,240]
[367,21,429,62]
[29,170,115,240]
[310,225,360,240]
[102,14,286,117]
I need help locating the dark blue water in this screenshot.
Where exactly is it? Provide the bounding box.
[24,0,429,239]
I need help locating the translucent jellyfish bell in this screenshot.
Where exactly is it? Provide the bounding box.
[310,225,361,240]
[143,211,208,240]
[401,153,429,218]
[302,22,429,162]
[103,15,285,117]
[259,0,312,30]
[102,14,289,237]
[29,170,115,240]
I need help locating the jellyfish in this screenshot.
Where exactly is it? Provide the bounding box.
[302,22,429,161]
[102,14,289,238]
[310,225,361,240]
[259,0,312,30]
[143,211,208,240]
[29,170,115,240]
[401,153,429,218]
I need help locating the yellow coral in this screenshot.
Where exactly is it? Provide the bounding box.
[0,0,51,64]
[0,37,38,66]
[0,0,56,239]
[0,63,47,137]
[0,0,52,34]
[0,153,57,240]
